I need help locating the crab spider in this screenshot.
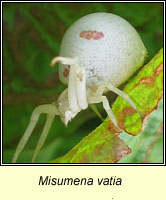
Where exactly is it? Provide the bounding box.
[12,12,147,163]
[12,56,143,163]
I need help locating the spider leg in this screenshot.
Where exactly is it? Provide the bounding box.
[90,104,104,121]
[50,56,76,67]
[50,56,80,112]
[12,104,59,163]
[67,58,80,112]
[95,82,143,117]
[12,108,40,163]
[75,61,88,110]
[31,114,55,163]
[50,56,88,112]
[88,95,121,131]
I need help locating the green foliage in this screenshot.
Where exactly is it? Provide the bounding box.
[3,3,163,163]
[119,98,163,163]
[113,48,163,135]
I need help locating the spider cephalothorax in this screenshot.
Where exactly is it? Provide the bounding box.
[12,12,147,163]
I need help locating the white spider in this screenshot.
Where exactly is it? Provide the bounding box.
[12,12,147,163]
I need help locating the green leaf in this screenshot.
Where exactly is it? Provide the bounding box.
[113,48,163,135]
[51,48,163,163]
[119,98,163,163]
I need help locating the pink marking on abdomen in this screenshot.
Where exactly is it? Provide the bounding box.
[80,30,104,40]
[63,65,70,78]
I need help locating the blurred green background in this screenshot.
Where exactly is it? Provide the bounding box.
[3,2,163,163]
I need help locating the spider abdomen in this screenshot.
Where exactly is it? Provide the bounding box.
[59,12,147,87]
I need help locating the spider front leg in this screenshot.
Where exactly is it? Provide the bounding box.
[67,57,88,111]
[88,82,143,131]
[88,95,121,131]
[31,113,55,163]
[12,104,59,163]
[51,56,88,125]
[96,82,144,117]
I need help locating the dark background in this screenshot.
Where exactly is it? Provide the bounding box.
[3,2,163,163]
